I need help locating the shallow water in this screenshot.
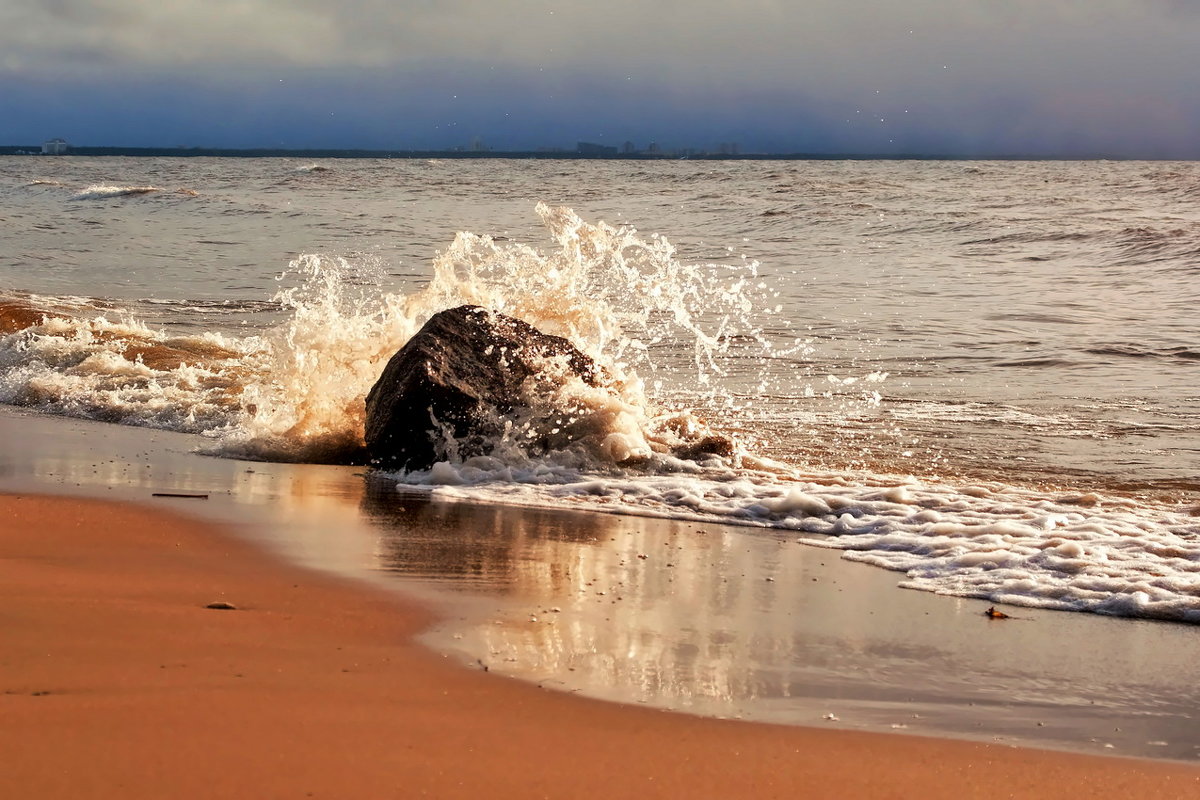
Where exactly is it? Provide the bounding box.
[2,155,1198,623]
[2,407,1197,762]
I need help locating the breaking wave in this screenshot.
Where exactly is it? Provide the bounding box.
[1,203,785,464]
[0,296,246,432]
[220,202,786,463]
[394,449,1200,623]
[71,184,162,200]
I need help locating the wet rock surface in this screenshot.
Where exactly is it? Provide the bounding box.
[364,305,604,471]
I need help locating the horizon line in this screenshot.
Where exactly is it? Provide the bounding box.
[2,144,1194,162]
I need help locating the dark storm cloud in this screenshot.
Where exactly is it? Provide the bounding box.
[2,1,1198,155]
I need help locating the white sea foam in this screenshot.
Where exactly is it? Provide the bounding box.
[71,184,161,200]
[390,458,1200,623]
[0,310,247,432]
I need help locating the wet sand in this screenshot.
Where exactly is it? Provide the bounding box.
[3,406,1199,762]
[3,491,1199,799]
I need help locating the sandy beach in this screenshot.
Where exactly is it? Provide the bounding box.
[2,490,1198,799]
[4,108,1200,799]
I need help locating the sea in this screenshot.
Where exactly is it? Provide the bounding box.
[2,156,1198,626]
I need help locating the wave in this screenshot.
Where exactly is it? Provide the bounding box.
[217,202,786,464]
[1109,224,1200,265]
[139,297,282,316]
[1,203,784,464]
[0,295,248,433]
[960,231,1093,246]
[393,461,1200,623]
[0,294,125,333]
[0,298,54,334]
[71,184,162,200]
[1085,343,1200,362]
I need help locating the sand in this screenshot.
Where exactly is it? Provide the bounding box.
[2,492,1197,799]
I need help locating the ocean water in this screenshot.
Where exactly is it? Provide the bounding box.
[2,156,1198,623]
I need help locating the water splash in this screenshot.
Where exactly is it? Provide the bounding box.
[5,205,775,464]
[221,254,410,462]
[414,203,777,380]
[217,203,787,464]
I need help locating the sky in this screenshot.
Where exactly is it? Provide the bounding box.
[2,0,1199,156]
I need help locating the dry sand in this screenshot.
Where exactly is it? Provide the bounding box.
[2,492,1197,799]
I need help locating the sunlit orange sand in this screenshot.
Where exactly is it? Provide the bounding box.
[2,493,1196,799]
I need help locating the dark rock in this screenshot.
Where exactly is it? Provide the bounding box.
[205,601,238,610]
[364,305,605,471]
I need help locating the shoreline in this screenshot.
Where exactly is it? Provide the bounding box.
[2,406,1199,764]
[3,489,1198,798]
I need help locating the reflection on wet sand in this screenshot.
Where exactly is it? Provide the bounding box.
[363,479,605,589]
[361,483,1200,762]
[3,407,1199,762]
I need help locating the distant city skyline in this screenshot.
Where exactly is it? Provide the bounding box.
[3,2,1199,159]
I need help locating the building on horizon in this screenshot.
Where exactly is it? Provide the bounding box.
[41,138,69,155]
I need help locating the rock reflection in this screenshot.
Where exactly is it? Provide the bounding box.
[361,479,615,589]
[361,480,933,716]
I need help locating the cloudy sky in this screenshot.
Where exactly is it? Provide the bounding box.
[3,1,1199,156]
